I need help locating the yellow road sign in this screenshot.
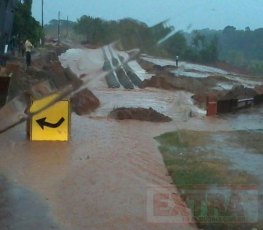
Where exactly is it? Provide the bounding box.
[29,94,70,141]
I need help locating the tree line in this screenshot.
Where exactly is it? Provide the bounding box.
[219,26,263,75]
[12,0,43,45]
[71,15,219,64]
[44,15,263,76]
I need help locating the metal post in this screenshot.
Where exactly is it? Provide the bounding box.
[41,0,44,46]
[41,0,44,29]
[57,11,60,44]
[66,16,69,38]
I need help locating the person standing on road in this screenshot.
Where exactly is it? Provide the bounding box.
[175,56,179,68]
[25,39,33,67]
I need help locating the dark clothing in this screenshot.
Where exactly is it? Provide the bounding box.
[26,51,31,66]
[175,56,179,67]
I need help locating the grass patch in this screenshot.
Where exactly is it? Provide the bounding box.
[230,130,263,154]
[155,130,260,230]
[155,130,257,187]
[161,151,253,188]
[155,130,207,148]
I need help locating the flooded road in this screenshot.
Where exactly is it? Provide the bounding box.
[90,88,206,120]
[0,47,262,229]
[0,115,196,230]
[0,176,61,230]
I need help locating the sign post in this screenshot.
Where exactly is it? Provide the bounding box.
[29,94,70,141]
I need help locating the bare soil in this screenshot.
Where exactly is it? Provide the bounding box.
[109,107,172,122]
[139,58,263,108]
[4,44,100,115]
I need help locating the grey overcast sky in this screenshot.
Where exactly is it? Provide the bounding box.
[32,0,263,31]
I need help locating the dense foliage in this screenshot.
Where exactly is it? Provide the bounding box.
[74,16,158,51]
[51,14,263,75]
[13,0,42,45]
[73,15,219,64]
[188,26,263,75]
[44,19,75,38]
[219,26,263,75]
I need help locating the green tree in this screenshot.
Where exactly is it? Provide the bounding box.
[74,16,107,45]
[185,32,218,63]
[118,18,153,50]
[74,16,157,52]
[150,20,174,43]
[192,31,206,50]
[13,1,42,45]
[200,36,218,63]
[162,32,187,58]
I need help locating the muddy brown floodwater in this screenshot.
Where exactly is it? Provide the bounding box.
[0,115,197,230]
[0,47,262,230]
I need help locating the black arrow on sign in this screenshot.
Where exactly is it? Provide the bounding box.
[36,117,65,129]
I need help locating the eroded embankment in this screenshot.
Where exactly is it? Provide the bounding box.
[4,44,100,115]
[138,58,263,108]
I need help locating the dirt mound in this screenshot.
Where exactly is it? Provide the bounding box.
[32,44,69,68]
[6,44,100,115]
[255,85,263,94]
[139,58,262,108]
[214,61,250,75]
[220,85,257,100]
[141,75,214,93]
[141,75,225,108]
[141,76,179,90]
[71,89,100,115]
[109,107,172,122]
[139,58,232,95]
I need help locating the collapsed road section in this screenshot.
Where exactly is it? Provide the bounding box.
[103,45,143,89]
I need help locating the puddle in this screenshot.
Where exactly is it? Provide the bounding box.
[211,133,263,180]
[218,105,263,131]
[0,176,61,230]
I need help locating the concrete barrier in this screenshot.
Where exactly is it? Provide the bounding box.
[206,95,217,116]
[217,99,238,114]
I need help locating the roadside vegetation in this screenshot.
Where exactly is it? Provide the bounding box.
[13,1,43,44]
[12,2,263,75]
[155,130,261,230]
[44,15,263,75]
[187,26,263,76]
[154,130,255,186]
[44,17,218,63]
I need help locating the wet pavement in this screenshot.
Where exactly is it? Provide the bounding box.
[0,176,61,230]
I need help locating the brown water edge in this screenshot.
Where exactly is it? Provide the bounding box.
[0,116,197,230]
[155,130,263,230]
[0,175,62,230]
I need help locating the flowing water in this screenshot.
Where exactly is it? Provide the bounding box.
[0,47,262,229]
